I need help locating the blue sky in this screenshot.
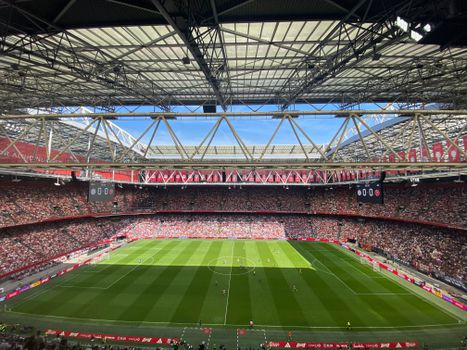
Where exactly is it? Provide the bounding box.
[109,102,391,146]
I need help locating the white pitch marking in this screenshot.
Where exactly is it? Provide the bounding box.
[223,242,235,325]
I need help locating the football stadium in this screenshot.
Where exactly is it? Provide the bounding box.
[0,1,467,349]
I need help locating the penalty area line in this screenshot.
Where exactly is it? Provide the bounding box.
[223,243,235,325]
[102,255,153,290]
[337,245,467,323]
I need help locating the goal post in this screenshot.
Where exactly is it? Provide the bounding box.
[360,256,371,265]
[372,262,381,272]
[90,251,111,265]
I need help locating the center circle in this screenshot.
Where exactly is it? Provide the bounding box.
[208,256,256,275]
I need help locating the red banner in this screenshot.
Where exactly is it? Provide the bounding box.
[447,141,460,162]
[45,330,179,345]
[397,151,406,161]
[266,341,419,349]
[353,342,419,349]
[408,149,417,162]
[432,142,444,162]
[267,342,347,349]
[0,137,133,181]
[420,147,429,161]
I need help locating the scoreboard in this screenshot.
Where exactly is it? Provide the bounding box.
[356,182,384,204]
[88,182,115,202]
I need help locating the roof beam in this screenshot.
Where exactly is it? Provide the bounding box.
[280,0,414,109]
[0,0,173,111]
[2,109,466,120]
[1,161,464,171]
[151,0,227,110]
[200,0,255,25]
[50,0,76,27]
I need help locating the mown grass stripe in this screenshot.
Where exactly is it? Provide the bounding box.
[225,240,253,326]
[311,248,423,326]
[290,241,370,327]
[9,240,461,330]
[259,242,309,327]
[117,240,202,322]
[13,239,161,317]
[170,240,224,323]
[242,240,282,326]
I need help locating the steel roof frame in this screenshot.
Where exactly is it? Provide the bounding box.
[0,0,466,110]
[0,110,465,172]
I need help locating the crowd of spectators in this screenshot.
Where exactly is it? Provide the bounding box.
[0,211,465,288]
[0,218,122,276]
[5,261,61,282]
[0,331,166,350]
[1,179,465,229]
[115,213,466,284]
[0,177,465,286]
[306,185,467,229]
[345,220,467,283]
[119,214,289,240]
[301,216,467,283]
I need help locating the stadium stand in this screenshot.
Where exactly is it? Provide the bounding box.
[1,211,465,286]
[118,214,287,240]
[0,177,465,287]
[0,218,128,277]
[309,216,466,282]
[0,180,465,229]
[0,332,153,350]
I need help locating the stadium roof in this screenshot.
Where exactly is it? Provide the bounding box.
[0,1,466,183]
[0,0,466,111]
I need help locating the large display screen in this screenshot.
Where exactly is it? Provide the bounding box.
[88,182,115,202]
[356,182,384,204]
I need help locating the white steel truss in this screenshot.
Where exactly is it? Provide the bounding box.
[0,110,465,182]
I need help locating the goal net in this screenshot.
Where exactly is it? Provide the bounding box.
[372,262,381,272]
[91,252,111,264]
[112,240,127,249]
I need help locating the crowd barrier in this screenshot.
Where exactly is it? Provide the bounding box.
[45,329,179,345]
[0,239,113,280]
[129,235,287,240]
[342,244,467,312]
[290,237,467,312]
[266,341,419,349]
[0,244,120,303]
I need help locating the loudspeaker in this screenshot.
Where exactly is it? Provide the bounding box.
[203,105,216,113]
[379,171,386,182]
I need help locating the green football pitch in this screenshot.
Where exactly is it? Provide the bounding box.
[6,239,465,328]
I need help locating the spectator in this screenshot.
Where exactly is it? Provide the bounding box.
[0,180,465,229]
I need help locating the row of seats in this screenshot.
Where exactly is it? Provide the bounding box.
[0,179,465,229]
[298,217,466,283]
[0,218,129,277]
